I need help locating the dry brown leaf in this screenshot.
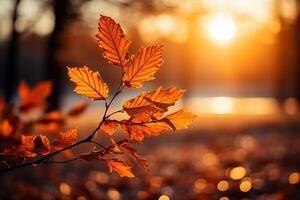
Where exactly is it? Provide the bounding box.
[97,15,129,67]
[67,66,109,100]
[123,86,185,119]
[101,120,119,135]
[123,45,163,88]
[18,81,52,113]
[79,151,104,161]
[52,129,78,150]
[106,159,135,178]
[161,109,197,130]
[79,148,112,162]
[67,101,88,117]
[33,135,51,155]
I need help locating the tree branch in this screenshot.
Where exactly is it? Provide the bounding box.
[0,80,126,175]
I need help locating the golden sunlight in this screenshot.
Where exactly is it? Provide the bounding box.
[211,97,234,114]
[208,15,237,43]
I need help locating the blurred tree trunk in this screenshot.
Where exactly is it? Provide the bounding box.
[5,0,21,101]
[295,0,300,101]
[274,0,290,104]
[45,0,70,110]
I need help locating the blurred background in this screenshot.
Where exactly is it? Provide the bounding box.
[1,0,300,199]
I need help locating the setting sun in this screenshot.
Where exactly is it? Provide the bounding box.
[208,15,236,42]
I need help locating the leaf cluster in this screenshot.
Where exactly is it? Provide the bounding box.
[0,15,196,178]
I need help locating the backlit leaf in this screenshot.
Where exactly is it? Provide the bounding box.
[97,15,129,67]
[123,86,185,118]
[120,120,169,142]
[52,129,78,150]
[161,110,197,130]
[101,120,119,135]
[123,45,163,88]
[67,66,109,100]
[106,159,135,178]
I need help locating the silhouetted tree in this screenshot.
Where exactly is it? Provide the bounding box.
[5,0,21,101]
[45,0,71,110]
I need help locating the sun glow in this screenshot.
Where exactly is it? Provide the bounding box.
[208,15,237,42]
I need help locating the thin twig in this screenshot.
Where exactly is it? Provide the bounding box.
[105,109,124,119]
[43,157,79,164]
[109,119,159,126]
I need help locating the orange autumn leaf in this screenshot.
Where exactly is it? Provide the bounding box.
[123,45,163,88]
[15,135,37,158]
[120,121,169,142]
[67,101,88,117]
[18,81,52,113]
[36,111,65,124]
[106,159,135,178]
[0,15,197,176]
[35,123,61,134]
[0,96,5,116]
[110,138,122,154]
[52,129,78,150]
[101,120,119,135]
[120,141,149,172]
[35,111,65,134]
[161,109,197,130]
[67,66,109,100]
[97,15,129,67]
[123,86,185,118]
[4,135,51,158]
[0,120,13,138]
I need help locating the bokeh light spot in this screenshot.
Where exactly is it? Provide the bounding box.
[59,182,71,196]
[289,172,300,184]
[217,180,229,192]
[158,195,170,200]
[219,197,230,200]
[240,180,252,192]
[107,188,121,200]
[230,166,246,180]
